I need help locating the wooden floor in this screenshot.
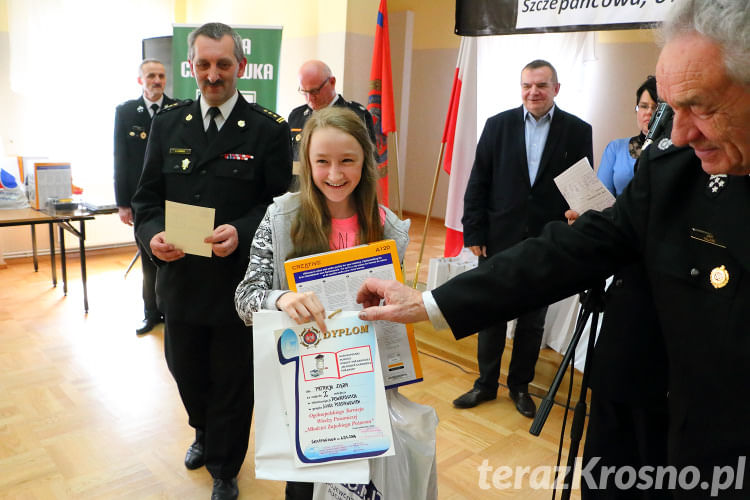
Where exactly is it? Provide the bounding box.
[0,215,583,499]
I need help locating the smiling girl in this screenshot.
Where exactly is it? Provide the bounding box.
[234,106,409,500]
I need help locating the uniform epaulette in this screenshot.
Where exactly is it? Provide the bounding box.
[343,98,366,112]
[161,100,193,113]
[645,136,690,162]
[251,103,286,124]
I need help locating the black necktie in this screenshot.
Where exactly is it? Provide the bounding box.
[150,103,159,119]
[206,107,220,143]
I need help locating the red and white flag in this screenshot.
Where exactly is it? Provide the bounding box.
[442,37,477,257]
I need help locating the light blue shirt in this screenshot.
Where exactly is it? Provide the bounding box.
[597,137,636,196]
[523,105,555,185]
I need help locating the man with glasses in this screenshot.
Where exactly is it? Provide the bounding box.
[288,60,375,162]
[452,59,593,418]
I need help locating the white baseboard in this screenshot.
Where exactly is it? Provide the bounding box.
[1,242,135,260]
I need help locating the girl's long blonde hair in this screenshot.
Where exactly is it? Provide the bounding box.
[290,107,383,258]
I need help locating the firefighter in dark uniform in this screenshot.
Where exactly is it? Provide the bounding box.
[289,96,374,160]
[113,58,176,335]
[356,1,750,497]
[287,60,375,191]
[132,23,291,500]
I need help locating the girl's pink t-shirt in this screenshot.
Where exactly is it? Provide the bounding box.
[329,207,386,250]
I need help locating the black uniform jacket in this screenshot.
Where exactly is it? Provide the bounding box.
[132,95,292,325]
[590,262,668,402]
[462,105,593,255]
[434,141,750,472]
[114,95,177,207]
[288,94,376,161]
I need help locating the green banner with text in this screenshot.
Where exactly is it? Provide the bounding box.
[171,24,282,111]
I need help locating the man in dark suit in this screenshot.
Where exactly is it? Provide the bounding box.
[132,22,291,500]
[288,60,375,162]
[113,59,176,335]
[454,60,593,418]
[357,1,750,496]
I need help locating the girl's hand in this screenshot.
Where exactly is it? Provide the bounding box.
[277,291,328,333]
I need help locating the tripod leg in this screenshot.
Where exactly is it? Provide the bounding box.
[559,289,604,499]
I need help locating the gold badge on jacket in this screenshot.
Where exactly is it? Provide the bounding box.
[710,265,729,289]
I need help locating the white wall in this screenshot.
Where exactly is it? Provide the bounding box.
[0,0,660,258]
[1,0,176,255]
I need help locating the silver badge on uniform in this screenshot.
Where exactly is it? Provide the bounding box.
[706,174,728,197]
[137,105,144,113]
[657,138,672,150]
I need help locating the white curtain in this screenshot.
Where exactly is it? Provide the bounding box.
[477,32,597,135]
[7,0,174,201]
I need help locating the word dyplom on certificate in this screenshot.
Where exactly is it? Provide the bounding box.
[284,240,423,389]
[274,312,394,467]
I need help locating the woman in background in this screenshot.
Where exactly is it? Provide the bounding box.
[597,75,658,195]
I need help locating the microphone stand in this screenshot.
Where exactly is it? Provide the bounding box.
[529,282,606,500]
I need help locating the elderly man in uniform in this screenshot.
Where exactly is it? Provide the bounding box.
[114,59,176,335]
[288,60,375,161]
[132,22,291,500]
[356,0,750,497]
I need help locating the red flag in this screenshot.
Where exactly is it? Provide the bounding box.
[442,37,477,257]
[367,0,396,205]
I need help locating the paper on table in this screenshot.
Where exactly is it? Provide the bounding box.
[165,200,215,257]
[554,157,616,214]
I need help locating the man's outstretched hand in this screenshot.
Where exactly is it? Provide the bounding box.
[356,278,429,324]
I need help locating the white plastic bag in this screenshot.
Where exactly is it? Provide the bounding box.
[0,168,29,209]
[426,247,478,290]
[313,389,438,500]
[252,311,370,484]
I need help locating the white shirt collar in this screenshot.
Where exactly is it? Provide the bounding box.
[199,91,239,130]
[200,91,239,122]
[328,94,341,108]
[143,94,164,115]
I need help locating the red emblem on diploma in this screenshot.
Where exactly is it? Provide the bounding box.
[300,327,321,348]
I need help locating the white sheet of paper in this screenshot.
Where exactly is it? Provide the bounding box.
[164,200,215,257]
[553,157,616,214]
